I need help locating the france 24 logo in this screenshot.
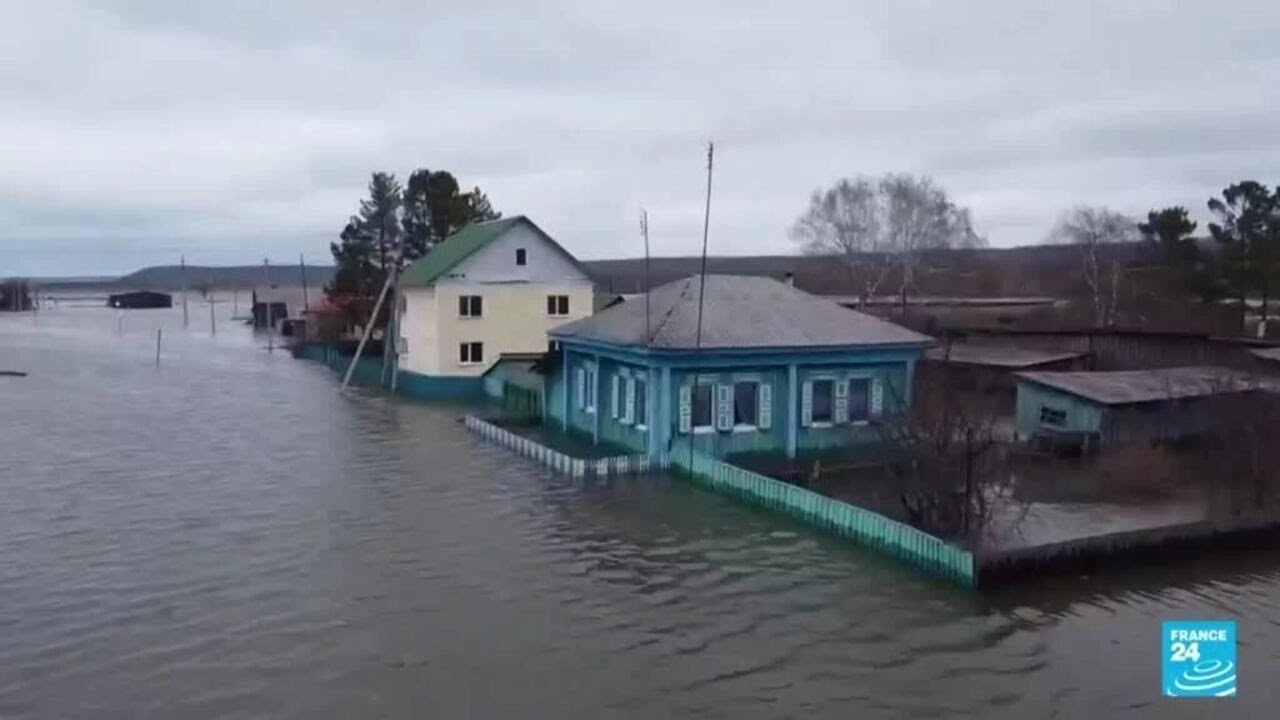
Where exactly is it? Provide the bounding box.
[1162,621,1236,698]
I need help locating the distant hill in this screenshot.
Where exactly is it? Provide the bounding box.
[31,242,1153,300]
[114,264,335,291]
[581,243,1154,298]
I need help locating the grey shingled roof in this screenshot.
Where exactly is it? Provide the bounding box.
[1016,366,1278,405]
[550,274,932,350]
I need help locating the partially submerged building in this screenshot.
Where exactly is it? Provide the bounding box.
[1015,366,1276,450]
[0,279,33,312]
[395,215,594,398]
[545,274,933,462]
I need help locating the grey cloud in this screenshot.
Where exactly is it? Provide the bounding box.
[3,0,1280,275]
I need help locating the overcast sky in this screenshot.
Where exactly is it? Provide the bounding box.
[4,1,1279,276]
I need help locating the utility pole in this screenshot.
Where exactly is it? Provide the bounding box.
[180,254,189,328]
[262,258,273,353]
[299,253,310,313]
[342,272,395,392]
[640,208,651,345]
[389,259,402,396]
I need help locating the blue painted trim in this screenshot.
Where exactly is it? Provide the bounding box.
[593,352,601,445]
[552,336,925,368]
[905,358,916,405]
[395,370,483,400]
[647,364,659,457]
[561,348,570,432]
[658,366,672,460]
[787,363,798,458]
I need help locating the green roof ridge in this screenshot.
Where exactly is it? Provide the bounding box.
[399,216,524,286]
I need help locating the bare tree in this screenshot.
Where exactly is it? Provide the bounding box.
[875,372,1020,547]
[880,174,984,313]
[792,174,985,306]
[1051,206,1139,327]
[789,177,889,302]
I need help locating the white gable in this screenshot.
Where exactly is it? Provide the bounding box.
[449,222,590,284]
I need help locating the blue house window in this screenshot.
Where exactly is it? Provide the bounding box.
[691,384,714,431]
[733,381,759,427]
[848,378,870,422]
[811,380,835,424]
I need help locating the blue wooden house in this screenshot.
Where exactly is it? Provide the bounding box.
[545,274,933,461]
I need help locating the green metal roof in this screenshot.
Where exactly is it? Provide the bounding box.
[399,216,524,287]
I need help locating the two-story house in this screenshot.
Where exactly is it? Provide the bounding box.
[395,215,594,398]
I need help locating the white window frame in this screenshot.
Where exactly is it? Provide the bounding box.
[459,341,484,365]
[690,381,716,434]
[731,377,761,433]
[458,294,482,318]
[547,294,570,317]
[622,376,636,425]
[583,362,598,414]
[809,375,836,428]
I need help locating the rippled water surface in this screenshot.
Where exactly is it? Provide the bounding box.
[2,305,1277,718]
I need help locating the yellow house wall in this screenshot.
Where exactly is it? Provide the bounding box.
[432,281,593,376]
[400,287,439,376]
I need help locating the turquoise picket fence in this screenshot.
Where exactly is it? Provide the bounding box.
[667,449,976,586]
[464,416,650,479]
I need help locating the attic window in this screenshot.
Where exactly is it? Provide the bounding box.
[516,248,527,266]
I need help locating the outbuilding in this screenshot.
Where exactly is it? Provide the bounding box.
[1015,365,1276,450]
[546,274,933,462]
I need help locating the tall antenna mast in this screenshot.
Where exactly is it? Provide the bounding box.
[689,142,714,472]
[693,142,714,351]
[640,208,651,346]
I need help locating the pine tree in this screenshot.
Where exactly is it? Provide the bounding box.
[401,169,501,260]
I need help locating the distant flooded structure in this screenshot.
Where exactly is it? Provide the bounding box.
[1,279,33,312]
[107,290,172,309]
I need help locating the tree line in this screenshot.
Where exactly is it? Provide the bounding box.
[325,169,499,321]
[794,174,1280,332]
[1051,182,1280,331]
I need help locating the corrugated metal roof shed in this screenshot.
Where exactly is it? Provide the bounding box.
[1016,366,1277,405]
[551,274,933,350]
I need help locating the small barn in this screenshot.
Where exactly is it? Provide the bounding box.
[0,280,33,312]
[107,291,173,309]
[1015,366,1276,450]
[546,274,933,462]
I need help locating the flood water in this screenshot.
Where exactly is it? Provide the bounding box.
[2,303,1277,718]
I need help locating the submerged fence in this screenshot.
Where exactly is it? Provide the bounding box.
[666,449,976,586]
[464,416,650,479]
[465,414,975,586]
